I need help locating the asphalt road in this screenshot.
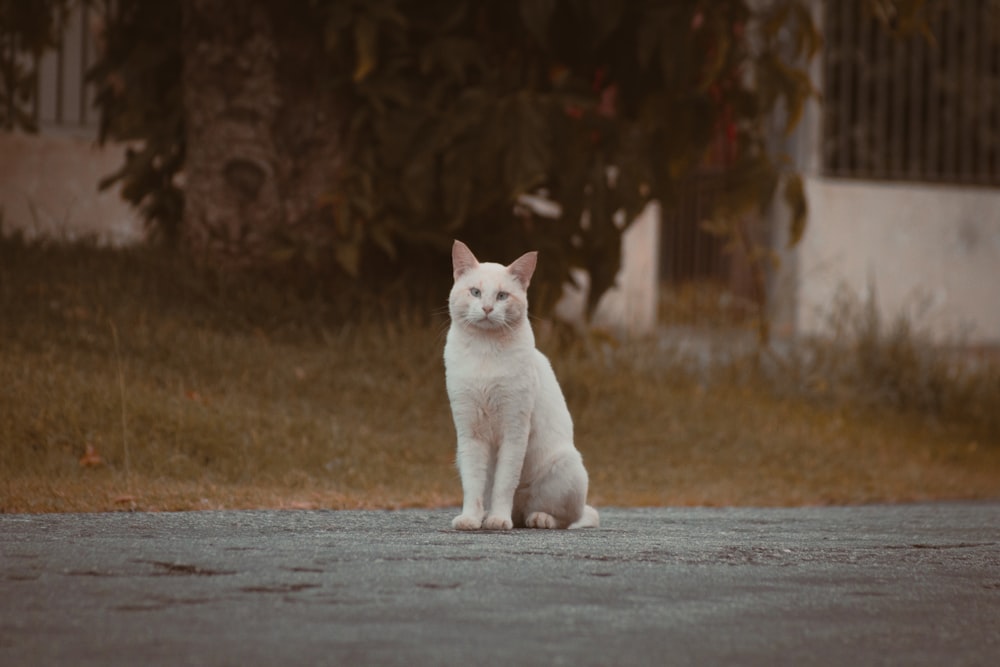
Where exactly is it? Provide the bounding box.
[2,504,999,666]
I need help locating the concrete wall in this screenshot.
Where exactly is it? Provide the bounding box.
[777,0,1000,346]
[0,132,143,246]
[795,177,1000,343]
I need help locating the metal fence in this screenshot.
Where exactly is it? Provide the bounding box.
[33,3,100,137]
[657,171,762,324]
[659,174,730,287]
[823,0,1000,185]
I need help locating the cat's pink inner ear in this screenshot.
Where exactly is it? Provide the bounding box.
[452,240,479,280]
[508,251,538,288]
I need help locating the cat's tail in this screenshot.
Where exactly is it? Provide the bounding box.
[568,504,600,529]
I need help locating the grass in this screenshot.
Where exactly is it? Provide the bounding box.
[1,237,998,513]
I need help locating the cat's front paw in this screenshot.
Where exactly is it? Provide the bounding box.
[451,514,483,531]
[525,511,559,529]
[482,514,513,531]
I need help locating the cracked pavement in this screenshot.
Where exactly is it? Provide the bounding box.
[2,503,999,666]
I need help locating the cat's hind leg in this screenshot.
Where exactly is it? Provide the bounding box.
[568,504,600,529]
[517,449,590,529]
[524,511,560,529]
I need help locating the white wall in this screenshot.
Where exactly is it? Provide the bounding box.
[0,132,143,246]
[796,177,1000,343]
[554,202,661,338]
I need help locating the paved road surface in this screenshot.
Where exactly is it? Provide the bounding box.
[2,504,999,666]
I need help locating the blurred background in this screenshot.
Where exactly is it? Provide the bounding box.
[1,0,998,512]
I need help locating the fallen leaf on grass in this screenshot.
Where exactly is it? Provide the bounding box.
[79,444,103,467]
[185,390,210,405]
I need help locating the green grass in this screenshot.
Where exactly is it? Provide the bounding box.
[1,237,998,513]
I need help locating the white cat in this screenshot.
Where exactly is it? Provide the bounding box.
[443,240,600,531]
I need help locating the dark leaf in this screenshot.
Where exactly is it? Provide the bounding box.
[783,172,807,248]
[369,222,397,259]
[519,0,557,48]
[353,17,378,83]
[790,2,823,59]
[698,13,732,90]
[502,93,551,198]
[334,241,361,277]
[583,0,623,47]
[322,4,352,52]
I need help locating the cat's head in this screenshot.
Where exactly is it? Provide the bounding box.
[449,240,537,334]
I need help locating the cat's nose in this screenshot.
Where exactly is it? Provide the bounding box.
[483,305,493,314]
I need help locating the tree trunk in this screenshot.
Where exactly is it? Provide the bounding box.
[180,0,342,269]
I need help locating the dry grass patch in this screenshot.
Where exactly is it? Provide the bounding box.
[1,238,998,513]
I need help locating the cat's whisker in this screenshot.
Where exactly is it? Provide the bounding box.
[432,321,452,344]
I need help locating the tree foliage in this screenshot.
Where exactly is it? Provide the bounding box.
[322,0,821,315]
[90,1,185,244]
[3,0,825,320]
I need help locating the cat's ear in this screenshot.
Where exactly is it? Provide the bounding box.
[508,251,538,288]
[452,240,479,280]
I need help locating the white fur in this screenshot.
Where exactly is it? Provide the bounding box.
[444,240,599,531]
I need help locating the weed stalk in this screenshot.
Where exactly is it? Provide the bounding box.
[109,320,133,498]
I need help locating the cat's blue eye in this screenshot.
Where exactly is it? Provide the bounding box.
[470,287,481,297]
[496,291,508,301]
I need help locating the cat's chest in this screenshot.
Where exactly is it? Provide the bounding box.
[444,334,537,400]
[446,362,537,436]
